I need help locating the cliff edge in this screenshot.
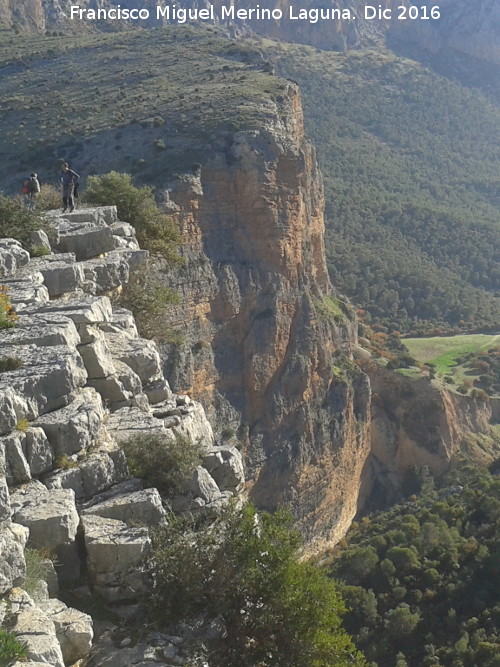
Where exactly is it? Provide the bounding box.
[161,83,371,552]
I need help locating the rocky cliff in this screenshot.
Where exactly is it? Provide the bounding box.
[2,0,500,65]
[160,82,371,553]
[0,208,245,665]
[360,364,500,509]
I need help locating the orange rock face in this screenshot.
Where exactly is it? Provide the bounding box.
[161,84,371,551]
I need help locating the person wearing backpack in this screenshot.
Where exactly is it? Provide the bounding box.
[60,162,80,213]
[21,173,40,211]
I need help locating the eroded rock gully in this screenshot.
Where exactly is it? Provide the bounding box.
[160,83,371,553]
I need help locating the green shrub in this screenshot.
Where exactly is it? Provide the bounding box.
[29,244,51,257]
[315,295,350,325]
[0,356,22,373]
[150,503,366,667]
[54,455,77,470]
[0,629,28,666]
[23,547,56,599]
[84,172,181,264]
[15,418,29,432]
[35,183,61,211]
[0,193,44,246]
[122,433,203,496]
[117,270,181,340]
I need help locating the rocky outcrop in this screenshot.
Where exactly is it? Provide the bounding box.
[160,83,371,553]
[360,365,500,509]
[0,207,245,665]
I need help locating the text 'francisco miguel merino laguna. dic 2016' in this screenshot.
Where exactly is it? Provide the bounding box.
[69,4,442,24]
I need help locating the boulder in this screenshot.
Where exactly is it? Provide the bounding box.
[170,401,214,451]
[144,378,172,404]
[79,444,129,499]
[78,337,116,379]
[10,606,65,667]
[39,599,93,666]
[111,221,136,237]
[28,229,51,252]
[81,488,166,528]
[24,427,53,477]
[0,387,28,435]
[11,482,79,550]
[0,344,87,418]
[34,389,104,457]
[203,446,245,493]
[105,334,163,386]
[82,515,152,603]
[185,467,222,504]
[0,475,11,522]
[1,432,31,486]
[44,467,85,502]
[81,252,130,293]
[0,238,30,276]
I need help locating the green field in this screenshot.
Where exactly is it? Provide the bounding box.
[404,333,500,379]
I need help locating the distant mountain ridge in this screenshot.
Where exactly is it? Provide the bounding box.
[2,0,500,65]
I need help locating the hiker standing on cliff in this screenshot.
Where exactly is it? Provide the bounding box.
[21,173,40,211]
[61,162,79,213]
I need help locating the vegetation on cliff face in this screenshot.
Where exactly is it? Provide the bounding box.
[85,171,181,262]
[329,466,500,666]
[273,44,500,333]
[151,503,366,666]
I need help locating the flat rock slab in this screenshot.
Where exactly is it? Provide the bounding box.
[0,313,80,349]
[82,488,166,528]
[57,223,115,260]
[0,344,87,418]
[0,279,49,308]
[106,407,168,441]
[23,295,113,325]
[45,206,118,226]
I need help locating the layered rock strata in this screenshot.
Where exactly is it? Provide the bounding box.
[161,83,371,552]
[0,208,244,665]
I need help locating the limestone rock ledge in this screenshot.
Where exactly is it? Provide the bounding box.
[0,208,244,666]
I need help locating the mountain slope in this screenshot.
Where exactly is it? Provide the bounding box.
[272,43,500,331]
[2,0,500,67]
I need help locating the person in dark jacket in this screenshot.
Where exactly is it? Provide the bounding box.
[60,162,79,213]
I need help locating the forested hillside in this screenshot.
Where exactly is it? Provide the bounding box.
[273,45,500,332]
[330,466,500,666]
